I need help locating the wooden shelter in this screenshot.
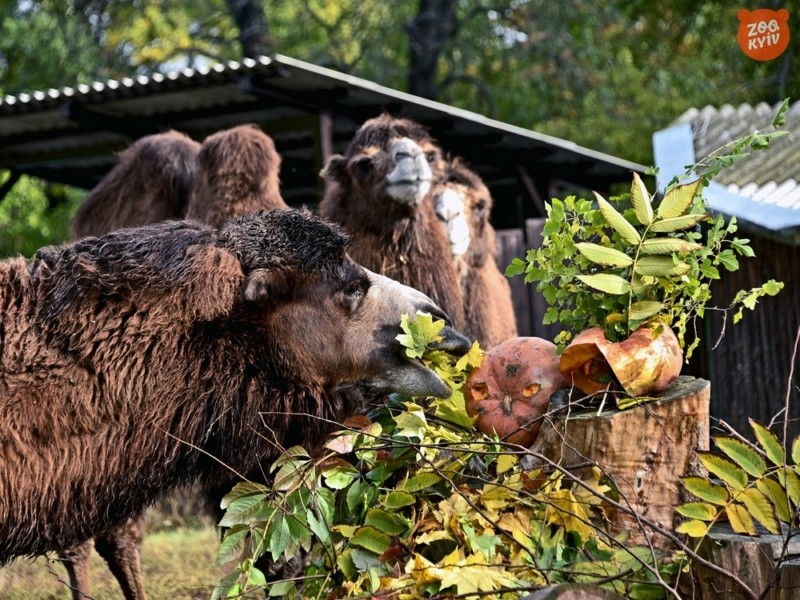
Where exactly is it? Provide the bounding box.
[0,54,643,339]
[654,101,800,439]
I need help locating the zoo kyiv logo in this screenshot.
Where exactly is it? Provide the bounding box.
[737,8,790,61]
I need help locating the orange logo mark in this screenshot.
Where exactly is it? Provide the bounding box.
[737,8,791,61]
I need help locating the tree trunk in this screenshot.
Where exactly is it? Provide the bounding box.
[692,523,800,599]
[531,376,711,549]
[406,0,458,99]
[226,0,273,58]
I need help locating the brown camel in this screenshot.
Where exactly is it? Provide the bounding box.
[433,157,518,348]
[319,114,466,334]
[61,124,286,599]
[0,209,469,568]
[71,130,201,239]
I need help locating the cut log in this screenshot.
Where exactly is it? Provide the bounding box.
[530,376,711,548]
[691,523,800,600]
[522,583,625,599]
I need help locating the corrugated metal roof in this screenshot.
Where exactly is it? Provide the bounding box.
[654,101,800,244]
[673,100,800,210]
[0,54,643,228]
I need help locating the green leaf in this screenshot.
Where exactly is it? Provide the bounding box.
[594,191,641,245]
[675,501,718,521]
[633,256,690,277]
[364,508,409,536]
[793,436,800,465]
[396,312,445,359]
[218,493,268,528]
[657,178,702,219]
[639,237,703,255]
[630,172,653,225]
[739,488,779,534]
[757,478,791,523]
[220,481,269,510]
[773,98,790,127]
[268,515,292,561]
[575,242,633,267]
[349,526,392,555]
[715,437,767,477]
[763,279,784,296]
[321,460,360,490]
[505,257,526,277]
[217,525,249,565]
[750,420,785,467]
[576,273,631,295]
[383,491,416,509]
[681,476,730,505]
[698,452,748,491]
[628,301,664,321]
[270,446,311,471]
[675,519,709,538]
[402,471,442,492]
[726,503,757,536]
[649,213,708,232]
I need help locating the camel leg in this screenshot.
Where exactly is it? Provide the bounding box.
[59,540,93,600]
[93,517,148,600]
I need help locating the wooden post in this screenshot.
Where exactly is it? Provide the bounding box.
[692,523,800,599]
[531,376,711,548]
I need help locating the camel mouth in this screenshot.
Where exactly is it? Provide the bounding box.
[386,179,432,206]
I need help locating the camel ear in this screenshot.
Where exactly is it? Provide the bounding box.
[321,154,348,184]
[243,268,292,302]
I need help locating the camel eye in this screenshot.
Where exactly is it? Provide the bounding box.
[353,157,373,179]
[342,277,370,309]
[425,151,437,163]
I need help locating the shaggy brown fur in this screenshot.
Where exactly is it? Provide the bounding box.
[62,125,286,600]
[434,158,518,348]
[0,209,468,563]
[186,124,288,227]
[71,130,201,239]
[319,114,466,333]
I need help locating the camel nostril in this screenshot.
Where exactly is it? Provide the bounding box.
[424,305,452,328]
[394,151,413,162]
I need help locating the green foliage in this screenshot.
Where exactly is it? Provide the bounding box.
[215,314,685,599]
[0,174,84,258]
[678,419,800,540]
[506,114,787,357]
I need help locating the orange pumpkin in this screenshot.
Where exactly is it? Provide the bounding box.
[559,324,683,398]
[466,337,567,446]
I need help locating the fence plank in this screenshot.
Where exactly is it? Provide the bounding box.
[496,229,532,337]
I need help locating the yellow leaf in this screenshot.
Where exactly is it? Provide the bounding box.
[631,172,653,225]
[698,452,748,491]
[639,237,703,255]
[649,213,708,232]
[496,453,517,474]
[739,488,779,534]
[682,476,730,505]
[658,178,702,219]
[576,273,631,295]
[676,519,709,538]
[575,242,634,267]
[594,191,641,245]
[757,478,791,523]
[726,503,757,536]
[455,340,483,371]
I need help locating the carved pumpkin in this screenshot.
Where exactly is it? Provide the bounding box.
[466,337,567,446]
[559,323,683,398]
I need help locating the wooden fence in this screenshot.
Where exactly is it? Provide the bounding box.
[496,221,800,441]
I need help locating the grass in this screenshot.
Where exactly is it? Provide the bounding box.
[0,526,235,600]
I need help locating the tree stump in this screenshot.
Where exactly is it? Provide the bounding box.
[530,376,710,548]
[691,523,800,599]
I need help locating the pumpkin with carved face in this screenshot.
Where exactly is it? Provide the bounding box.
[466,337,567,446]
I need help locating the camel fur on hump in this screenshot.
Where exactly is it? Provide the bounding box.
[186,124,288,227]
[432,157,518,348]
[319,114,466,334]
[0,209,469,565]
[71,130,201,239]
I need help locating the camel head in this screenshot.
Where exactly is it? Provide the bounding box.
[322,114,447,214]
